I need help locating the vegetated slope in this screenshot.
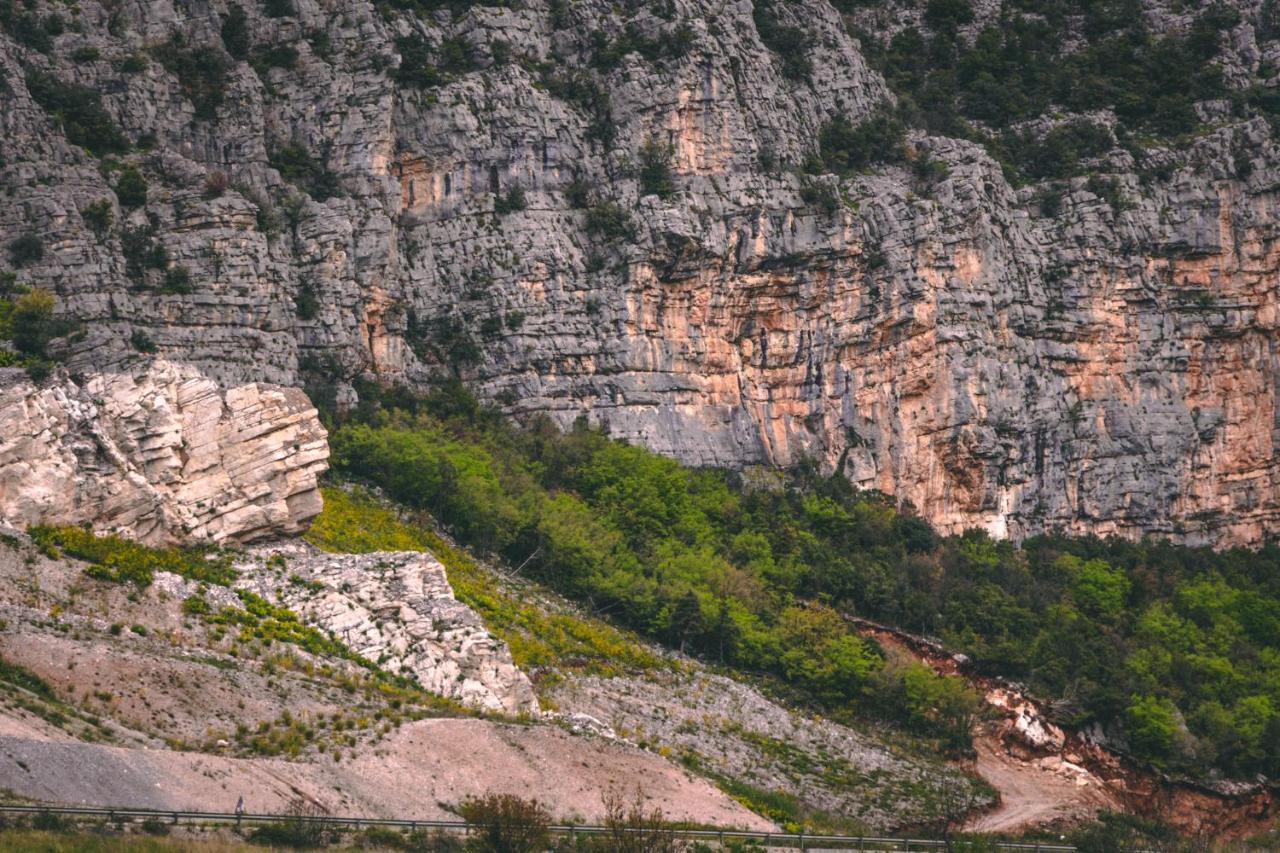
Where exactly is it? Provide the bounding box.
[307,486,993,834]
[4,0,1280,546]
[0,530,765,828]
[325,382,1280,790]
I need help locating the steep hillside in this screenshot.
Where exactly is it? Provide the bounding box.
[3,0,1280,545]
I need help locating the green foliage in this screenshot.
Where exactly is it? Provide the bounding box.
[0,656,56,700]
[456,793,551,853]
[327,389,975,743]
[23,69,128,155]
[637,135,675,199]
[114,166,148,210]
[394,33,475,89]
[9,288,56,357]
[306,487,665,678]
[151,35,230,121]
[161,266,193,295]
[0,3,55,53]
[8,233,42,267]
[269,143,341,202]
[28,525,236,588]
[493,186,527,215]
[251,43,300,74]
[540,70,615,147]
[220,5,251,59]
[81,199,114,241]
[131,329,158,353]
[753,0,811,81]
[815,111,908,174]
[584,201,633,240]
[863,1,1243,180]
[327,380,1280,778]
[295,281,320,320]
[264,0,295,18]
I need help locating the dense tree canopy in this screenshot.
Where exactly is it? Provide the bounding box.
[329,381,1280,778]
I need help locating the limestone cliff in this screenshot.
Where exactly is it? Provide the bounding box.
[0,360,328,544]
[2,0,1279,545]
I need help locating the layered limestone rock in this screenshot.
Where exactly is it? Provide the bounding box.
[3,0,1279,545]
[236,544,538,715]
[0,361,328,544]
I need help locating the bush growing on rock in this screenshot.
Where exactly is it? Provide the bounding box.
[9,288,55,357]
[114,166,148,209]
[7,234,43,267]
[220,4,251,59]
[23,69,128,155]
[152,35,230,120]
[81,200,114,240]
[638,135,675,199]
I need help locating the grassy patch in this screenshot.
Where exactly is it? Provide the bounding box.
[307,487,665,681]
[28,526,235,588]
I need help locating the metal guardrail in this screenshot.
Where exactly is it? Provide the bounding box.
[0,803,1079,851]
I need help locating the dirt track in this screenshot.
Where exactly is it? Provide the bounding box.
[964,731,1118,832]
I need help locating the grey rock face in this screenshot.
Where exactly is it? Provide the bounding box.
[0,361,328,544]
[3,0,1279,545]
[236,544,539,715]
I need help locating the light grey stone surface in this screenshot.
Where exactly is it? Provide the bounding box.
[237,543,539,715]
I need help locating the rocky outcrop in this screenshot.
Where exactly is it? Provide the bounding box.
[236,544,538,715]
[0,361,328,544]
[2,0,1279,545]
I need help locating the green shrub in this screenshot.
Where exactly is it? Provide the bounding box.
[23,69,128,155]
[269,143,341,202]
[457,793,550,853]
[118,53,148,73]
[637,134,675,199]
[114,166,148,209]
[221,5,251,59]
[493,186,527,215]
[753,0,810,80]
[252,43,300,74]
[816,110,907,174]
[81,199,114,240]
[295,281,320,320]
[0,656,56,700]
[263,0,295,18]
[0,7,54,53]
[584,201,632,239]
[121,225,168,283]
[161,266,192,295]
[131,329,158,353]
[151,35,230,120]
[10,289,55,357]
[8,233,43,266]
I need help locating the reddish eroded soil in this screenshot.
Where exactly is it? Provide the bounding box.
[849,616,1279,837]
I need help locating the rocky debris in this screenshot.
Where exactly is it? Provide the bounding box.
[236,544,538,715]
[987,687,1067,753]
[5,0,1279,545]
[0,361,328,545]
[548,667,989,831]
